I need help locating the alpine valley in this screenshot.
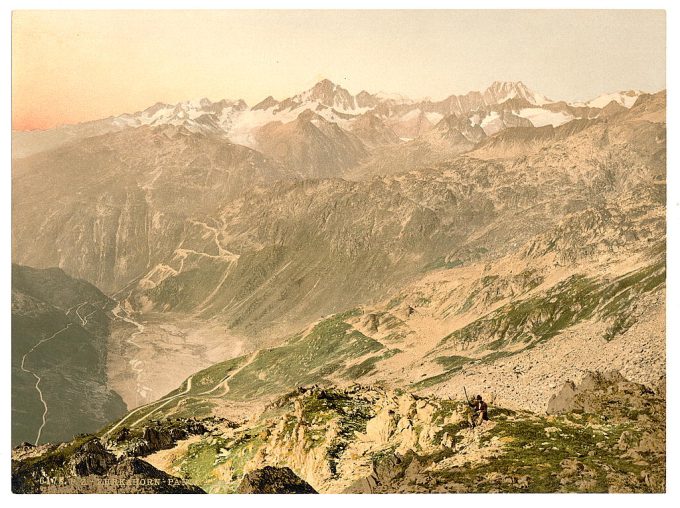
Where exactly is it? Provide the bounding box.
[11,79,666,493]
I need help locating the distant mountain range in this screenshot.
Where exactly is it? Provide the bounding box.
[12,80,645,158]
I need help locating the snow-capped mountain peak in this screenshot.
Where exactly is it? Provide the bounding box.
[14,79,653,161]
[483,81,551,106]
[294,79,358,112]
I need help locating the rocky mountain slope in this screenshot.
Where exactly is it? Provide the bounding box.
[86,221,663,433]
[120,91,665,338]
[253,109,368,178]
[12,264,127,447]
[12,125,294,293]
[12,82,655,302]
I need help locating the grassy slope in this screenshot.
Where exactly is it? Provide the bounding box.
[12,265,126,446]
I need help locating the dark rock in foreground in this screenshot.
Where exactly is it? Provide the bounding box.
[11,435,204,494]
[237,466,317,494]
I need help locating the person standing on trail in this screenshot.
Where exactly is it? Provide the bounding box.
[468,394,489,428]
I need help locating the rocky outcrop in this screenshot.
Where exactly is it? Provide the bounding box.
[176,382,664,493]
[11,435,204,494]
[13,377,666,493]
[69,438,117,476]
[547,370,660,418]
[237,466,317,494]
[110,419,208,457]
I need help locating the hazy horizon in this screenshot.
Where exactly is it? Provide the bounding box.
[12,10,666,131]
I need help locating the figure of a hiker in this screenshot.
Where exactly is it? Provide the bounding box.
[467,394,489,428]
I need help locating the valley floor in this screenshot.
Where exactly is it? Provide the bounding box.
[107,311,253,409]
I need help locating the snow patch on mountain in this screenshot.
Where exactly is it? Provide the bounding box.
[374,91,414,104]
[586,90,643,109]
[480,112,504,135]
[517,108,573,128]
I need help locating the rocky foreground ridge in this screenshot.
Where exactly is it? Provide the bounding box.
[12,371,665,493]
[11,435,204,494]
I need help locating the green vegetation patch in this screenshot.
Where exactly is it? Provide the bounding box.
[343,349,401,380]
[411,355,473,390]
[177,427,266,493]
[434,410,657,493]
[422,257,464,272]
[182,356,246,397]
[411,369,460,391]
[225,310,384,400]
[434,355,472,370]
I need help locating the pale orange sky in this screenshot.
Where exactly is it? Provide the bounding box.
[12,10,666,131]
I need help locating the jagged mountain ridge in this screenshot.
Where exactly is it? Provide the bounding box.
[12,79,644,158]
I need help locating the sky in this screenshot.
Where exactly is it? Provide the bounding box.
[12,9,666,131]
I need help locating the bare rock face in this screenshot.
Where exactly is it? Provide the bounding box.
[546,380,579,414]
[237,466,317,494]
[364,408,397,444]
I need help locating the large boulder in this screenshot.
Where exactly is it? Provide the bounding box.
[69,438,117,476]
[237,466,317,494]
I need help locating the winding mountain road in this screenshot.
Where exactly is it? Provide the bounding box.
[104,349,261,437]
[19,323,72,445]
[104,373,195,437]
[75,302,98,327]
